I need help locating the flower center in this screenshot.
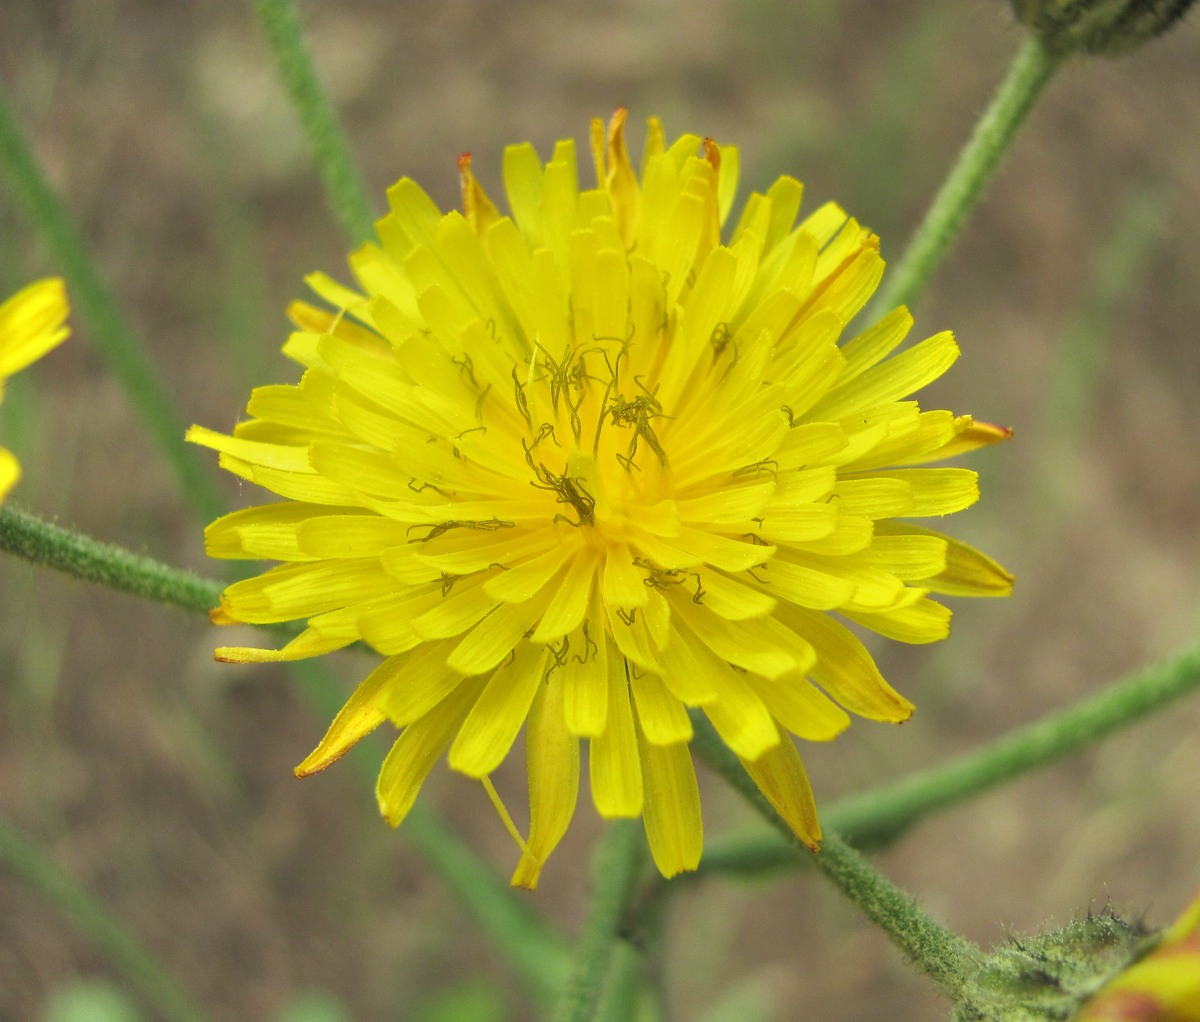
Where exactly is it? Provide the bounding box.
[514,335,676,544]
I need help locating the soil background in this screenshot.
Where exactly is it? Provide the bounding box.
[2,2,1200,1020]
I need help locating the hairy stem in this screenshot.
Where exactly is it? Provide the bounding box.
[252,0,376,242]
[700,642,1200,875]
[830,643,1200,845]
[0,504,220,614]
[691,715,980,997]
[871,36,1063,314]
[813,834,982,998]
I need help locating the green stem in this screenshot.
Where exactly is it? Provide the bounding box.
[551,820,644,1022]
[829,642,1200,845]
[811,834,981,998]
[870,36,1063,315]
[0,812,212,1022]
[690,716,979,998]
[0,90,226,523]
[251,0,376,242]
[690,712,790,833]
[594,940,648,1022]
[700,641,1200,875]
[0,504,220,614]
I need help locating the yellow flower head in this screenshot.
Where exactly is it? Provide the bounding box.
[0,277,70,502]
[1078,890,1200,1022]
[190,112,1013,887]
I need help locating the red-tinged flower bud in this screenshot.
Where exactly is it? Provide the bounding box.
[1078,890,1200,1021]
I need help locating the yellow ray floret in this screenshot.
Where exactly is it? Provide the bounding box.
[0,278,70,502]
[190,112,1013,887]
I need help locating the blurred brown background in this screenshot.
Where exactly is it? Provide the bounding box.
[2,1,1199,1020]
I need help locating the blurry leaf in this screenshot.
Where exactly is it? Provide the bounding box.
[273,992,350,1022]
[414,983,508,1022]
[43,981,143,1022]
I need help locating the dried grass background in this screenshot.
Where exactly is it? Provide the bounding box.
[2,1,1199,1020]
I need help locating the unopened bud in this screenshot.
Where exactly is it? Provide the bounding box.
[1011,0,1196,56]
[952,910,1151,1021]
[1078,889,1200,1021]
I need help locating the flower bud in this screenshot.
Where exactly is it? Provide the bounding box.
[952,911,1150,1021]
[1011,0,1196,56]
[1077,889,1200,1021]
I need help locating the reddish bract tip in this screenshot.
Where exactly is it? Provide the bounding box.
[209,604,236,626]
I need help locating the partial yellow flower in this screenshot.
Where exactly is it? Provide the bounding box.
[1078,890,1200,1021]
[189,112,1012,887]
[0,277,70,502]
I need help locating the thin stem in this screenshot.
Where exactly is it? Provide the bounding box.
[0,812,212,1022]
[690,717,977,996]
[551,819,644,1022]
[594,941,649,1022]
[0,504,220,615]
[828,642,1200,846]
[251,0,376,242]
[690,716,979,998]
[0,89,226,523]
[600,871,671,1022]
[870,36,1063,315]
[698,641,1200,875]
[810,834,981,998]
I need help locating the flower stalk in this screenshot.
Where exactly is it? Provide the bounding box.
[697,640,1200,875]
[871,36,1063,314]
[0,504,221,614]
[690,714,981,997]
[251,0,376,242]
[813,834,983,999]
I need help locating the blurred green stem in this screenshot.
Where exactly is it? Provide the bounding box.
[1039,189,1163,467]
[690,716,980,997]
[699,641,1200,875]
[0,90,226,523]
[552,819,644,1022]
[296,648,572,1012]
[0,812,212,1022]
[252,0,376,242]
[871,36,1063,314]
